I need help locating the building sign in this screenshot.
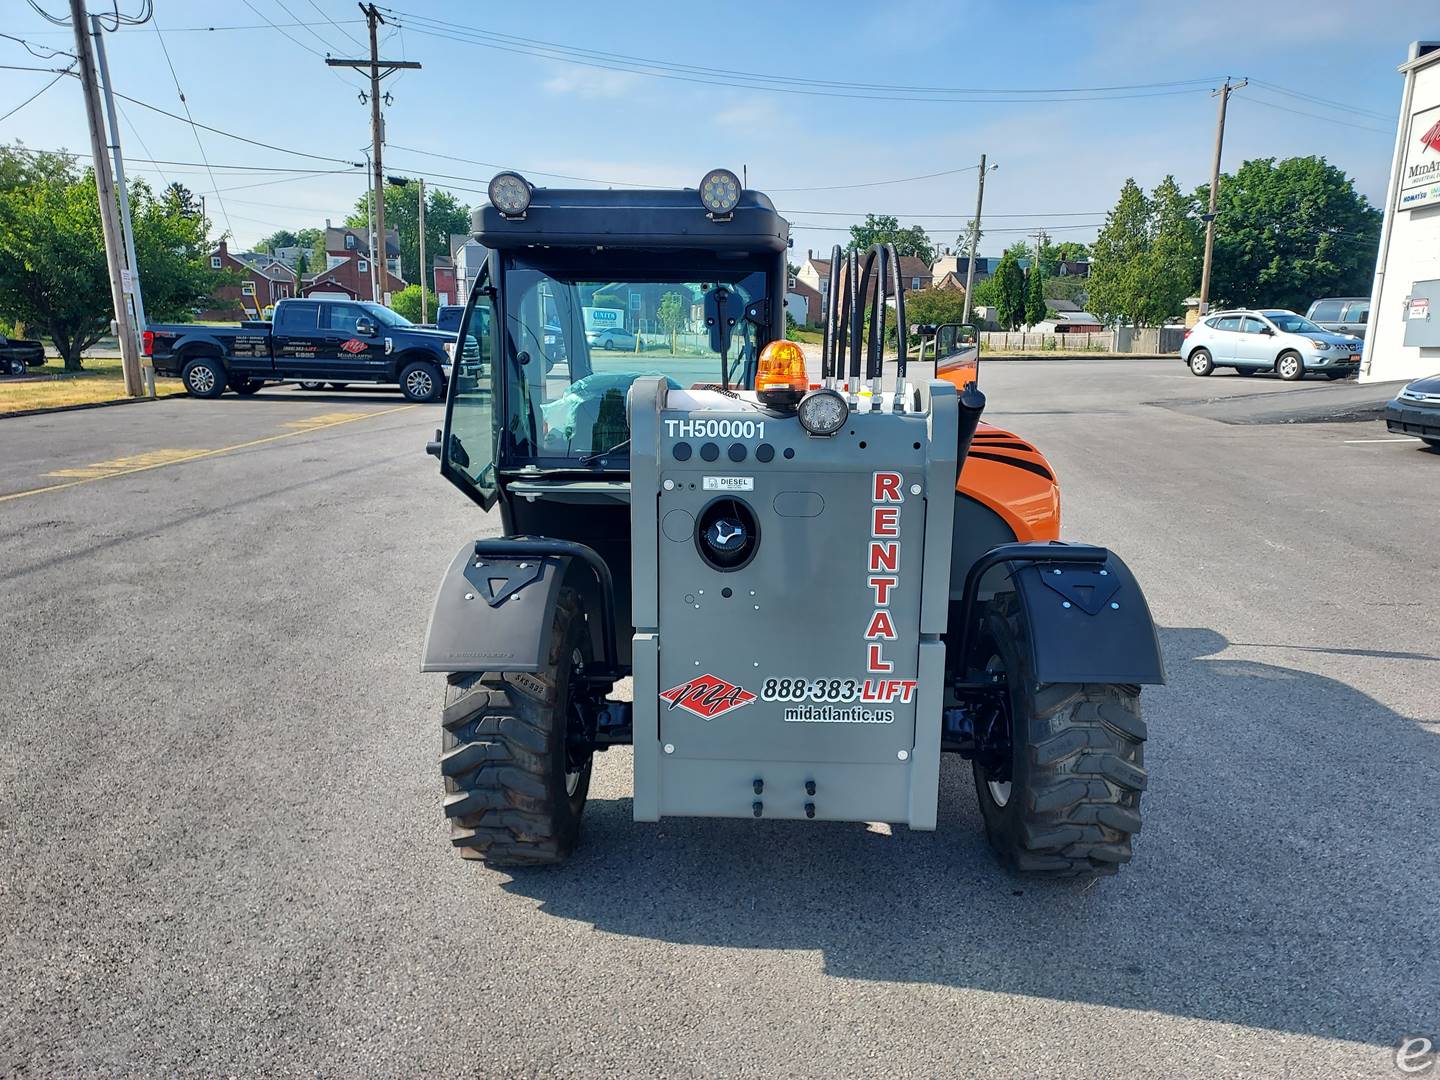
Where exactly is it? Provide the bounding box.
[1411,296,1431,321]
[1398,103,1440,211]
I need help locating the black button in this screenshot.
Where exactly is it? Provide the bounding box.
[783,447,795,459]
[673,442,692,461]
[700,442,719,462]
[756,443,775,463]
[728,443,747,462]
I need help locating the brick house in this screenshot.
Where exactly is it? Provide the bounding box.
[786,277,823,326]
[199,240,296,321]
[797,251,933,312]
[294,225,405,303]
[433,255,456,307]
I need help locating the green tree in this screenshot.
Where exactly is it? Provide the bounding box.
[955,218,982,257]
[1198,156,1381,310]
[389,283,439,322]
[294,250,309,281]
[257,228,298,253]
[294,226,326,266]
[1054,240,1090,262]
[1025,262,1048,326]
[969,275,1001,312]
[903,285,970,328]
[993,250,1026,330]
[848,213,935,264]
[346,183,469,285]
[0,147,223,369]
[1141,176,1201,325]
[1088,178,1151,326]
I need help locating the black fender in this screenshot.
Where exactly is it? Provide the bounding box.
[389,348,447,381]
[421,537,618,676]
[956,542,1165,686]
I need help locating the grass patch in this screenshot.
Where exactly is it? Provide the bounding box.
[787,327,823,345]
[0,358,186,415]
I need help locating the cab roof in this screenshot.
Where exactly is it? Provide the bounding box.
[471,187,789,255]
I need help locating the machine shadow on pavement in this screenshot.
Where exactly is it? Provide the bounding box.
[494,626,1438,1049]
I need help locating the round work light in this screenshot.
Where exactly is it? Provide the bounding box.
[699,168,741,215]
[797,387,849,436]
[488,171,532,217]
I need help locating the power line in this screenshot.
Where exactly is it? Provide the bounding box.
[0,30,77,60]
[305,0,366,48]
[1247,79,1391,122]
[380,7,1220,103]
[24,1,71,26]
[789,222,1105,235]
[1237,93,1392,135]
[782,209,1107,219]
[148,14,231,237]
[770,165,981,193]
[237,0,366,92]
[5,143,365,174]
[0,65,73,123]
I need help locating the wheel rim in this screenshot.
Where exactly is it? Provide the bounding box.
[406,369,433,398]
[1192,354,1209,372]
[189,365,215,393]
[564,647,589,796]
[980,652,1013,807]
[1280,356,1298,377]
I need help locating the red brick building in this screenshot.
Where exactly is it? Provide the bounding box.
[199,240,296,321]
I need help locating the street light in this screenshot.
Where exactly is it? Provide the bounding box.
[387,174,427,323]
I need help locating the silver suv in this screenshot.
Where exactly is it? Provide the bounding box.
[1180,309,1362,381]
[1305,296,1370,339]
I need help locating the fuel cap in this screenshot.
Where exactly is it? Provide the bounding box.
[695,498,760,572]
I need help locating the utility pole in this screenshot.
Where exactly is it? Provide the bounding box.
[69,0,142,397]
[364,151,378,299]
[417,176,427,322]
[961,154,995,326]
[327,5,419,306]
[90,13,152,397]
[1198,77,1246,316]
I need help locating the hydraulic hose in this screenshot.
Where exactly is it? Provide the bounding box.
[887,242,909,411]
[845,248,862,399]
[821,244,842,385]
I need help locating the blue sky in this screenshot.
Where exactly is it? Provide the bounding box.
[0,0,1427,265]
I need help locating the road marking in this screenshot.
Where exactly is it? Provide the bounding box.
[284,411,371,429]
[0,404,417,504]
[48,448,213,479]
[1343,437,1420,444]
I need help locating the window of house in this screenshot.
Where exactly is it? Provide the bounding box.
[345,235,357,250]
[210,256,222,269]
[241,281,256,297]
[788,275,797,289]
[912,276,921,290]
[357,259,368,273]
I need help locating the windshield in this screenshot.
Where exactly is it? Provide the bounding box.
[363,302,413,327]
[502,262,767,464]
[1265,313,1325,334]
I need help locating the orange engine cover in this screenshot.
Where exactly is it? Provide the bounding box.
[957,422,1060,542]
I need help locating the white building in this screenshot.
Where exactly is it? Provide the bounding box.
[1362,40,1440,383]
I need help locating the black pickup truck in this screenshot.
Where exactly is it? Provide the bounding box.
[144,297,454,402]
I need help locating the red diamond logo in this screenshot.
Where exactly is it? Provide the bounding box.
[340,339,367,354]
[659,673,757,720]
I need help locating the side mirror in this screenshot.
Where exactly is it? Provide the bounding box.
[356,317,377,337]
[1260,326,1274,336]
[912,323,937,339]
[426,427,442,458]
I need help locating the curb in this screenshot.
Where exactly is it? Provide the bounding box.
[982,353,1171,362]
[0,393,178,422]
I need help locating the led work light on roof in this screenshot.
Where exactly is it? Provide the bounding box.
[699,168,741,217]
[488,171,532,218]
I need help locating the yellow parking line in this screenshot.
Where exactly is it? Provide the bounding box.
[0,404,417,505]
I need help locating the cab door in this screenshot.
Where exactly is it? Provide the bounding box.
[440,290,499,509]
[319,302,386,380]
[1208,315,1242,362]
[1231,316,1275,367]
[271,301,327,381]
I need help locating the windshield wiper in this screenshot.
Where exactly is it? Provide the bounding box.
[579,439,630,465]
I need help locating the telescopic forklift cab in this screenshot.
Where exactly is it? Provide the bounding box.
[423,172,1165,877]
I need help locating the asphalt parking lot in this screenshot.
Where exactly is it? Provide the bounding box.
[2,361,1437,1078]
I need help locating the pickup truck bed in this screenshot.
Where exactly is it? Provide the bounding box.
[145,297,455,402]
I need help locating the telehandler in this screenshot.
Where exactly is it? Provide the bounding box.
[423,169,1164,876]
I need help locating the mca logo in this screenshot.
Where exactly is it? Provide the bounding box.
[659,674,756,720]
[340,339,367,354]
[1421,119,1440,155]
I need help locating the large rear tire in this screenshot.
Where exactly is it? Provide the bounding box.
[181,356,226,398]
[972,602,1147,877]
[439,589,593,866]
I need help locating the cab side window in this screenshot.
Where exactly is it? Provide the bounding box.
[1344,302,1369,325]
[1309,301,1343,322]
[1240,317,1269,334]
[324,305,364,334]
[1212,316,1241,332]
[275,302,318,332]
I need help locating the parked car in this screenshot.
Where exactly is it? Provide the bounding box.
[586,326,638,351]
[1383,374,1440,448]
[1305,296,1370,339]
[0,333,45,376]
[1179,309,1362,381]
[144,297,454,402]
